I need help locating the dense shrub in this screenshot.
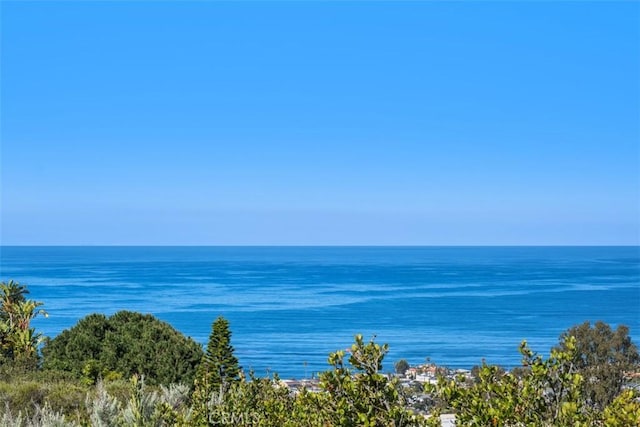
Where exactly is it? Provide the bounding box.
[41,311,203,385]
[0,375,87,423]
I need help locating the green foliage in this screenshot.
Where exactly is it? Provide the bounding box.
[557,320,640,410]
[194,316,240,394]
[195,372,297,427]
[0,320,638,427]
[303,334,427,427]
[1,296,637,427]
[428,336,591,427]
[0,280,48,368]
[0,374,87,423]
[120,375,167,427]
[191,316,241,425]
[83,376,191,427]
[41,311,203,385]
[86,380,122,427]
[428,329,640,427]
[395,359,410,375]
[190,335,428,426]
[602,389,640,427]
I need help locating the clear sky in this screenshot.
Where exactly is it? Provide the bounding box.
[1,1,638,245]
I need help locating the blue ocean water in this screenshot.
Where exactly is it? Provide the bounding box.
[0,246,638,379]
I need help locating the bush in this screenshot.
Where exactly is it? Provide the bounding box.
[41,311,203,385]
[0,375,87,423]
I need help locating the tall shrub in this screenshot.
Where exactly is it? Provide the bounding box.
[42,311,203,385]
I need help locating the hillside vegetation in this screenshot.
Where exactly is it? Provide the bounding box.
[1,280,639,426]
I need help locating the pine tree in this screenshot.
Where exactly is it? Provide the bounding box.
[198,316,240,393]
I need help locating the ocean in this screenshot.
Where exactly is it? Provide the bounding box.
[0,246,638,379]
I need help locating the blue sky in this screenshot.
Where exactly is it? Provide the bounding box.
[1,1,638,245]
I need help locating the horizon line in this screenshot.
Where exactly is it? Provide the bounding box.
[1,244,639,248]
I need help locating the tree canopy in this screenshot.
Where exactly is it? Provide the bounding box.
[556,320,640,410]
[302,335,426,427]
[428,323,640,427]
[41,311,203,385]
[395,359,410,375]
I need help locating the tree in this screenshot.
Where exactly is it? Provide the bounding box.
[42,311,203,385]
[191,316,241,425]
[602,389,640,427]
[196,316,241,393]
[395,359,410,376]
[301,334,427,426]
[188,334,429,426]
[557,321,640,410]
[0,280,47,367]
[193,371,296,427]
[427,336,590,427]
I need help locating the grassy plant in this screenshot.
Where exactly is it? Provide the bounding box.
[0,403,78,427]
[86,380,121,427]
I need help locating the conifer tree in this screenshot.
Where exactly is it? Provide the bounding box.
[198,316,240,393]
